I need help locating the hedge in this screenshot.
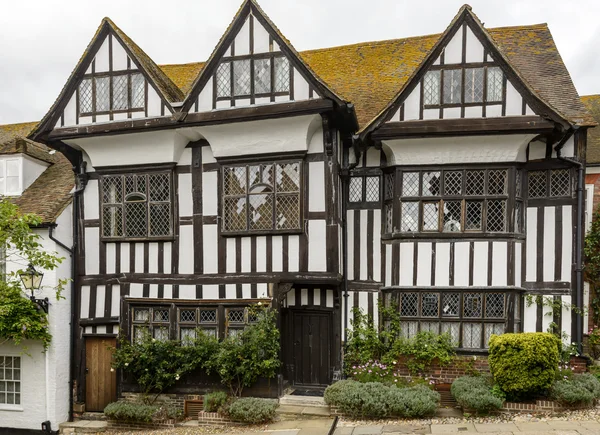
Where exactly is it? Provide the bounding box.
[552,373,600,407]
[488,333,560,398]
[204,391,228,412]
[226,398,278,424]
[451,376,503,414]
[104,401,182,423]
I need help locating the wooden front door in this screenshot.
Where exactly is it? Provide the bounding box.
[85,337,117,412]
[292,310,332,386]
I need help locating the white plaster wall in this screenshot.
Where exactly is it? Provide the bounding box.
[22,155,50,193]
[444,27,463,64]
[382,134,534,165]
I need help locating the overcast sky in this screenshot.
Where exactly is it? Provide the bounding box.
[1,0,598,125]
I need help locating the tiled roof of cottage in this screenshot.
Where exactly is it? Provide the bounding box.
[157,24,592,129]
[582,95,600,164]
[0,122,74,224]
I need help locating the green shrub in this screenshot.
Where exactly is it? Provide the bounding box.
[227,398,278,424]
[386,331,455,375]
[451,376,503,414]
[323,380,439,418]
[103,401,182,423]
[488,333,560,399]
[552,373,600,407]
[204,391,228,412]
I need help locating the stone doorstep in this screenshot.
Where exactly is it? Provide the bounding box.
[278,404,333,417]
[59,420,107,434]
[279,395,327,407]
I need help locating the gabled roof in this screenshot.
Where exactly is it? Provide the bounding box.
[582,95,600,164]
[157,22,591,131]
[0,122,74,224]
[181,0,347,111]
[31,17,183,141]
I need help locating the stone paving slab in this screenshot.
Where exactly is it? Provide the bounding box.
[353,425,384,434]
[473,423,519,433]
[383,423,431,433]
[430,422,476,433]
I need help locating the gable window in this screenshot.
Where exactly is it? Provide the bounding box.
[0,158,21,196]
[78,72,145,115]
[215,54,291,102]
[0,356,20,406]
[222,161,301,234]
[423,66,504,107]
[383,167,523,235]
[101,172,173,240]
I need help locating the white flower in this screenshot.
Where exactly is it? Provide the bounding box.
[110,368,115,372]
[152,338,156,342]
[124,363,129,367]
[175,374,180,380]
[258,301,262,306]
[473,356,477,361]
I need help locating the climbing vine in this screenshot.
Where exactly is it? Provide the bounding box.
[585,205,600,326]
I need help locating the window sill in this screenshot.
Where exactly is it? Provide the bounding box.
[381,232,525,241]
[221,229,304,237]
[0,405,23,412]
[101,236,176,243]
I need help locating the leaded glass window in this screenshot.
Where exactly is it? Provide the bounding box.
[348,175,380,206]
[528,169,572,199]
[423,71,441,105]
[222,162,301,233]
[101,172,173,240]
[487,67,503,102]
[443,69,462,104]
[464,68,484,103]
[78,72,146,114]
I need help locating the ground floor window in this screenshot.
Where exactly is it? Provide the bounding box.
[0,356,20,406]
[382,289,521,350]
[130,303,262,343]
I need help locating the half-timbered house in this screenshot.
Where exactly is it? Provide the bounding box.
[29,0,593,413]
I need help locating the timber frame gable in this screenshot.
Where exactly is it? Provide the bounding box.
[360,4,580,141]
[180,0,350,117]
[31,18,183,143]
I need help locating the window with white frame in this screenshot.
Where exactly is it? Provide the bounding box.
[383,290,520,350]
[0,158,21,196]
[222,162,302,233]
[384,167,522,235]
[101,172,173,240]
[0,356,21,406]
[78,72,145,115]
[423,66,504,107]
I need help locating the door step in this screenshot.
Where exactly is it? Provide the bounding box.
[59,420,107,434]
[278,394,331,417]
[280,393,327,407]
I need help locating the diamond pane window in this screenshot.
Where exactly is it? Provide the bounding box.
[180,328,196,344]
[384,173,394,200]
[443,200,462,232]
[462,323,482,348]
[384,203,393,234]
[227,308,245,324]
[486,199,506,232]
[79,79,93,113]
[484,323,504,348]
[421,321,440,334]
[401,201,419,232]
[216,62,231,97]
[124,201,147,238]
[465,170,485,196]
[442,293,460,317]
[131,74,145,109]
[349,177,362,202]
[133,308,150,322]
[95,77,110,112]
[249,192,273,230]
[487,67,503,102]
[103,206,123,237]
[422,293,439,317]
[485,293,505,318]
[441,323,460,346]
[422,202,440,231]
[276,163,300,192]
[515,170,522,198]
[488,169,507,195]
[465,200,483,230]
[274,57,290,93]
[180,309,196,323]
[423,71,441,105]
[528,170,547,198]
[254,58,271,94]
[224,197,247,231]
[153,327,169,342]
[444,171,462,196]
[200,310,217,324]
[422,172,440,196]
[276,195,300,230]
[134,326,149,344]
[402,172,419,196]
[464,293,482,318]
[515,201,523,233]
[112,75,128,110]
[233,60,251,96]
[443,69,462,104]
[550,169,570,197]
[400,293,419,317]
[365,177,380,202]
[400,321,418,339]
[465,68,484,103]
[153,309,169,322]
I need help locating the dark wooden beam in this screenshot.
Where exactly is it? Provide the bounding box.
[47,99,334,141]
[372,116,555,140]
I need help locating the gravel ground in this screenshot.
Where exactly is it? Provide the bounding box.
[337,406,600,427]
[104,423,270,435]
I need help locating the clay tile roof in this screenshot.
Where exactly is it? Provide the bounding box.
[159,23,591,130]
[0,122,74,224]
[582,95,600,164]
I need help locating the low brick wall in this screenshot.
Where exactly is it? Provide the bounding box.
[107,418,178,431]
[198,411,243,426]
[120,392,206,413]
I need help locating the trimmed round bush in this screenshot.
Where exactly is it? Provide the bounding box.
[552,373,600,407]
[451,376,503,414]
[488,333,560,399]
[204,391,228,412]
[323,379,439,418]
[227,398,278,424]
[103,401,181,423]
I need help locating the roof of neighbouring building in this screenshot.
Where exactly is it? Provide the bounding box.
[582,95,600,164]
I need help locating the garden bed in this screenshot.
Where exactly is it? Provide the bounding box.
[197,410,245,426]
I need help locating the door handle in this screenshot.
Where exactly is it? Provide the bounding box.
[85,368,89,374]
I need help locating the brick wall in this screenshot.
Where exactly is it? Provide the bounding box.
[107,419,177,431]
[585,173,600,333]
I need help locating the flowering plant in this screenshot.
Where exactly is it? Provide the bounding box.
[349,360,436,388]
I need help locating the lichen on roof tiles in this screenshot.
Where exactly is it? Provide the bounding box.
[582,95,600,164]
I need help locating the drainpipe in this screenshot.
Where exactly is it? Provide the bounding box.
[554,127,584,354]
[341,135,361,376]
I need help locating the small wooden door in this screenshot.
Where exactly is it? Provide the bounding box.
[85,337,117,412]
[292,310,332,386]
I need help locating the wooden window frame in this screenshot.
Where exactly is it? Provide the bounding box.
[214,52,292,104]
[422,62,505,110]
[382,288,521,351]
[383,166,521,238]
[347,169,382,210]
[99,171,174,242]
[527,168,573,200]
[77,70,146,117]
[221,160,303,236]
